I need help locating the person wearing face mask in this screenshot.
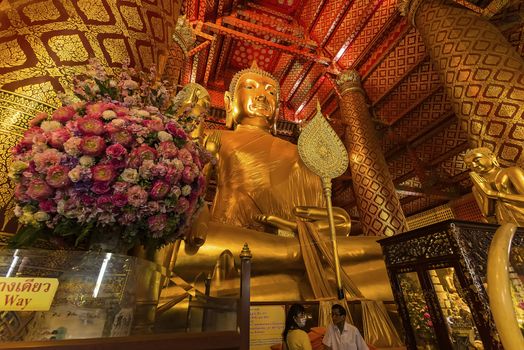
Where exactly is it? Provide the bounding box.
[323,304,368,350]
[282,304,312,350]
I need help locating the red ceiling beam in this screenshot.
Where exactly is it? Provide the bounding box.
[333,0,386,63]
[319,0,355,48]
[201,21,331,64]
[295,75,326,117]
[221,16,317,49]
[353,12,404,70]
[305,0,329,33]
[286,62,314,102]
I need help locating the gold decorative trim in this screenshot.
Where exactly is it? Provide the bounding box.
[336,70,365,96]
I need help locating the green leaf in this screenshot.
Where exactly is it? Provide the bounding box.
[8,225,43,248]
[75,222,94,246]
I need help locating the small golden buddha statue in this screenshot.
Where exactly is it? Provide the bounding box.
[464,147,524,226]
[173,64,391,301]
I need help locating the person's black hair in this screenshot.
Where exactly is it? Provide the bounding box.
[282,303,306,341]
[332,304,347,317]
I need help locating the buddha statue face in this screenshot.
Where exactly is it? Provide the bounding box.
[464,147,499,174]
[224,71,279,131]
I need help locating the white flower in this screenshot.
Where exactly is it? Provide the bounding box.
[79,155,95,167]
[158,131,173,142]
[182,185,191,196]
[173,159,184,170]
[34,211,50,222]
[57,200,66,215]
[68,166,82,182]
[63,137,82,156]
[136,109,150,118]
[121,168,139,183]
[14,205,23,217]
[40,120,62,132]
[102,110,117,120]
[111,118,126,127]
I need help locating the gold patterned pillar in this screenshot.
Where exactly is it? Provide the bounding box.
[399,0,524,167]
[0,0,181,237]
[160,15,196,89]
[336,70,408,236]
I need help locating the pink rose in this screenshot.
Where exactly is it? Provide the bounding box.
[33,149,62,172]
[110,130,133,147]
[91,181,111,194]
[157,142,178,159]
[81,194,95,205]
[112,193,128,207]
[112,181,129,193]
[150,180,169,200]
[27,179,54,200]
[46,165,71,188]
[86,102,112,118]
[151,163,167,177]
[182,166,195,183]
[166,122,187,140]
[14,184,30,201]
[148,214,167,233]
[77,117,105,135]
[423,313,431,319]
[143,119,164,132]
[178,148,193,166]
[80,136,106,156]
[165,167,181,184]
[52,106,76,123]
[426,321,433,327]
[21,127,44,146]
[39,200,56,212]
[128,145,157,168]
[114,106,129,117]
[30,112,49,127]
[176,197,189,213]
[127,185,148,207]
[91,164,116,182]
[96,195,113,210]
[106,143,127,158]
[49,128,71,149]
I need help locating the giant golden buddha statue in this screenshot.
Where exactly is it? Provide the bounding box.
[173,64,392,302]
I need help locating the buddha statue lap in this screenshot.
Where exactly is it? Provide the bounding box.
[172,65,392,301]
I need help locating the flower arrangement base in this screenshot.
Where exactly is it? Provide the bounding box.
[0,249,165,341]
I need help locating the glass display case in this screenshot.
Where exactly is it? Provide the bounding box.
[379,220,524,350]
[0,249,165,342]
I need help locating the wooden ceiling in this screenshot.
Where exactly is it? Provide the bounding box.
[179,0,524,219]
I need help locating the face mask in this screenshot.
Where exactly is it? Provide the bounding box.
[295,316,306,328]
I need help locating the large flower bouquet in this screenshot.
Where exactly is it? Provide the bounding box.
[9,60,210,250]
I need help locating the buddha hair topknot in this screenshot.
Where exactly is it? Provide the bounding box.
[228,61,280,101]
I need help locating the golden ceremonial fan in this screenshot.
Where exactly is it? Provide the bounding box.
[297,102,349,299]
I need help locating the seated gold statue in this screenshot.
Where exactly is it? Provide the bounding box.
[173,64,391,301]
[464,147,524,226]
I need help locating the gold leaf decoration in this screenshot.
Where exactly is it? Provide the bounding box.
[297,103,348,180]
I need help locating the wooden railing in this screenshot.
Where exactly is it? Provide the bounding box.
[0,330,241,350]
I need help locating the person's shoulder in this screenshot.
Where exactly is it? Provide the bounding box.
[344,323,360,333]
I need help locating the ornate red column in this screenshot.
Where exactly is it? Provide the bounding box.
[336,70,408,236]
[399,0,524,167]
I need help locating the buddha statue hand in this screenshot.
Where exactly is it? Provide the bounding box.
[254,206,351,236]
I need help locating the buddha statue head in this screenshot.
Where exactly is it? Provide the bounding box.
[464,147,500,174]
[171,83,210,142]
[224,62,280,132]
